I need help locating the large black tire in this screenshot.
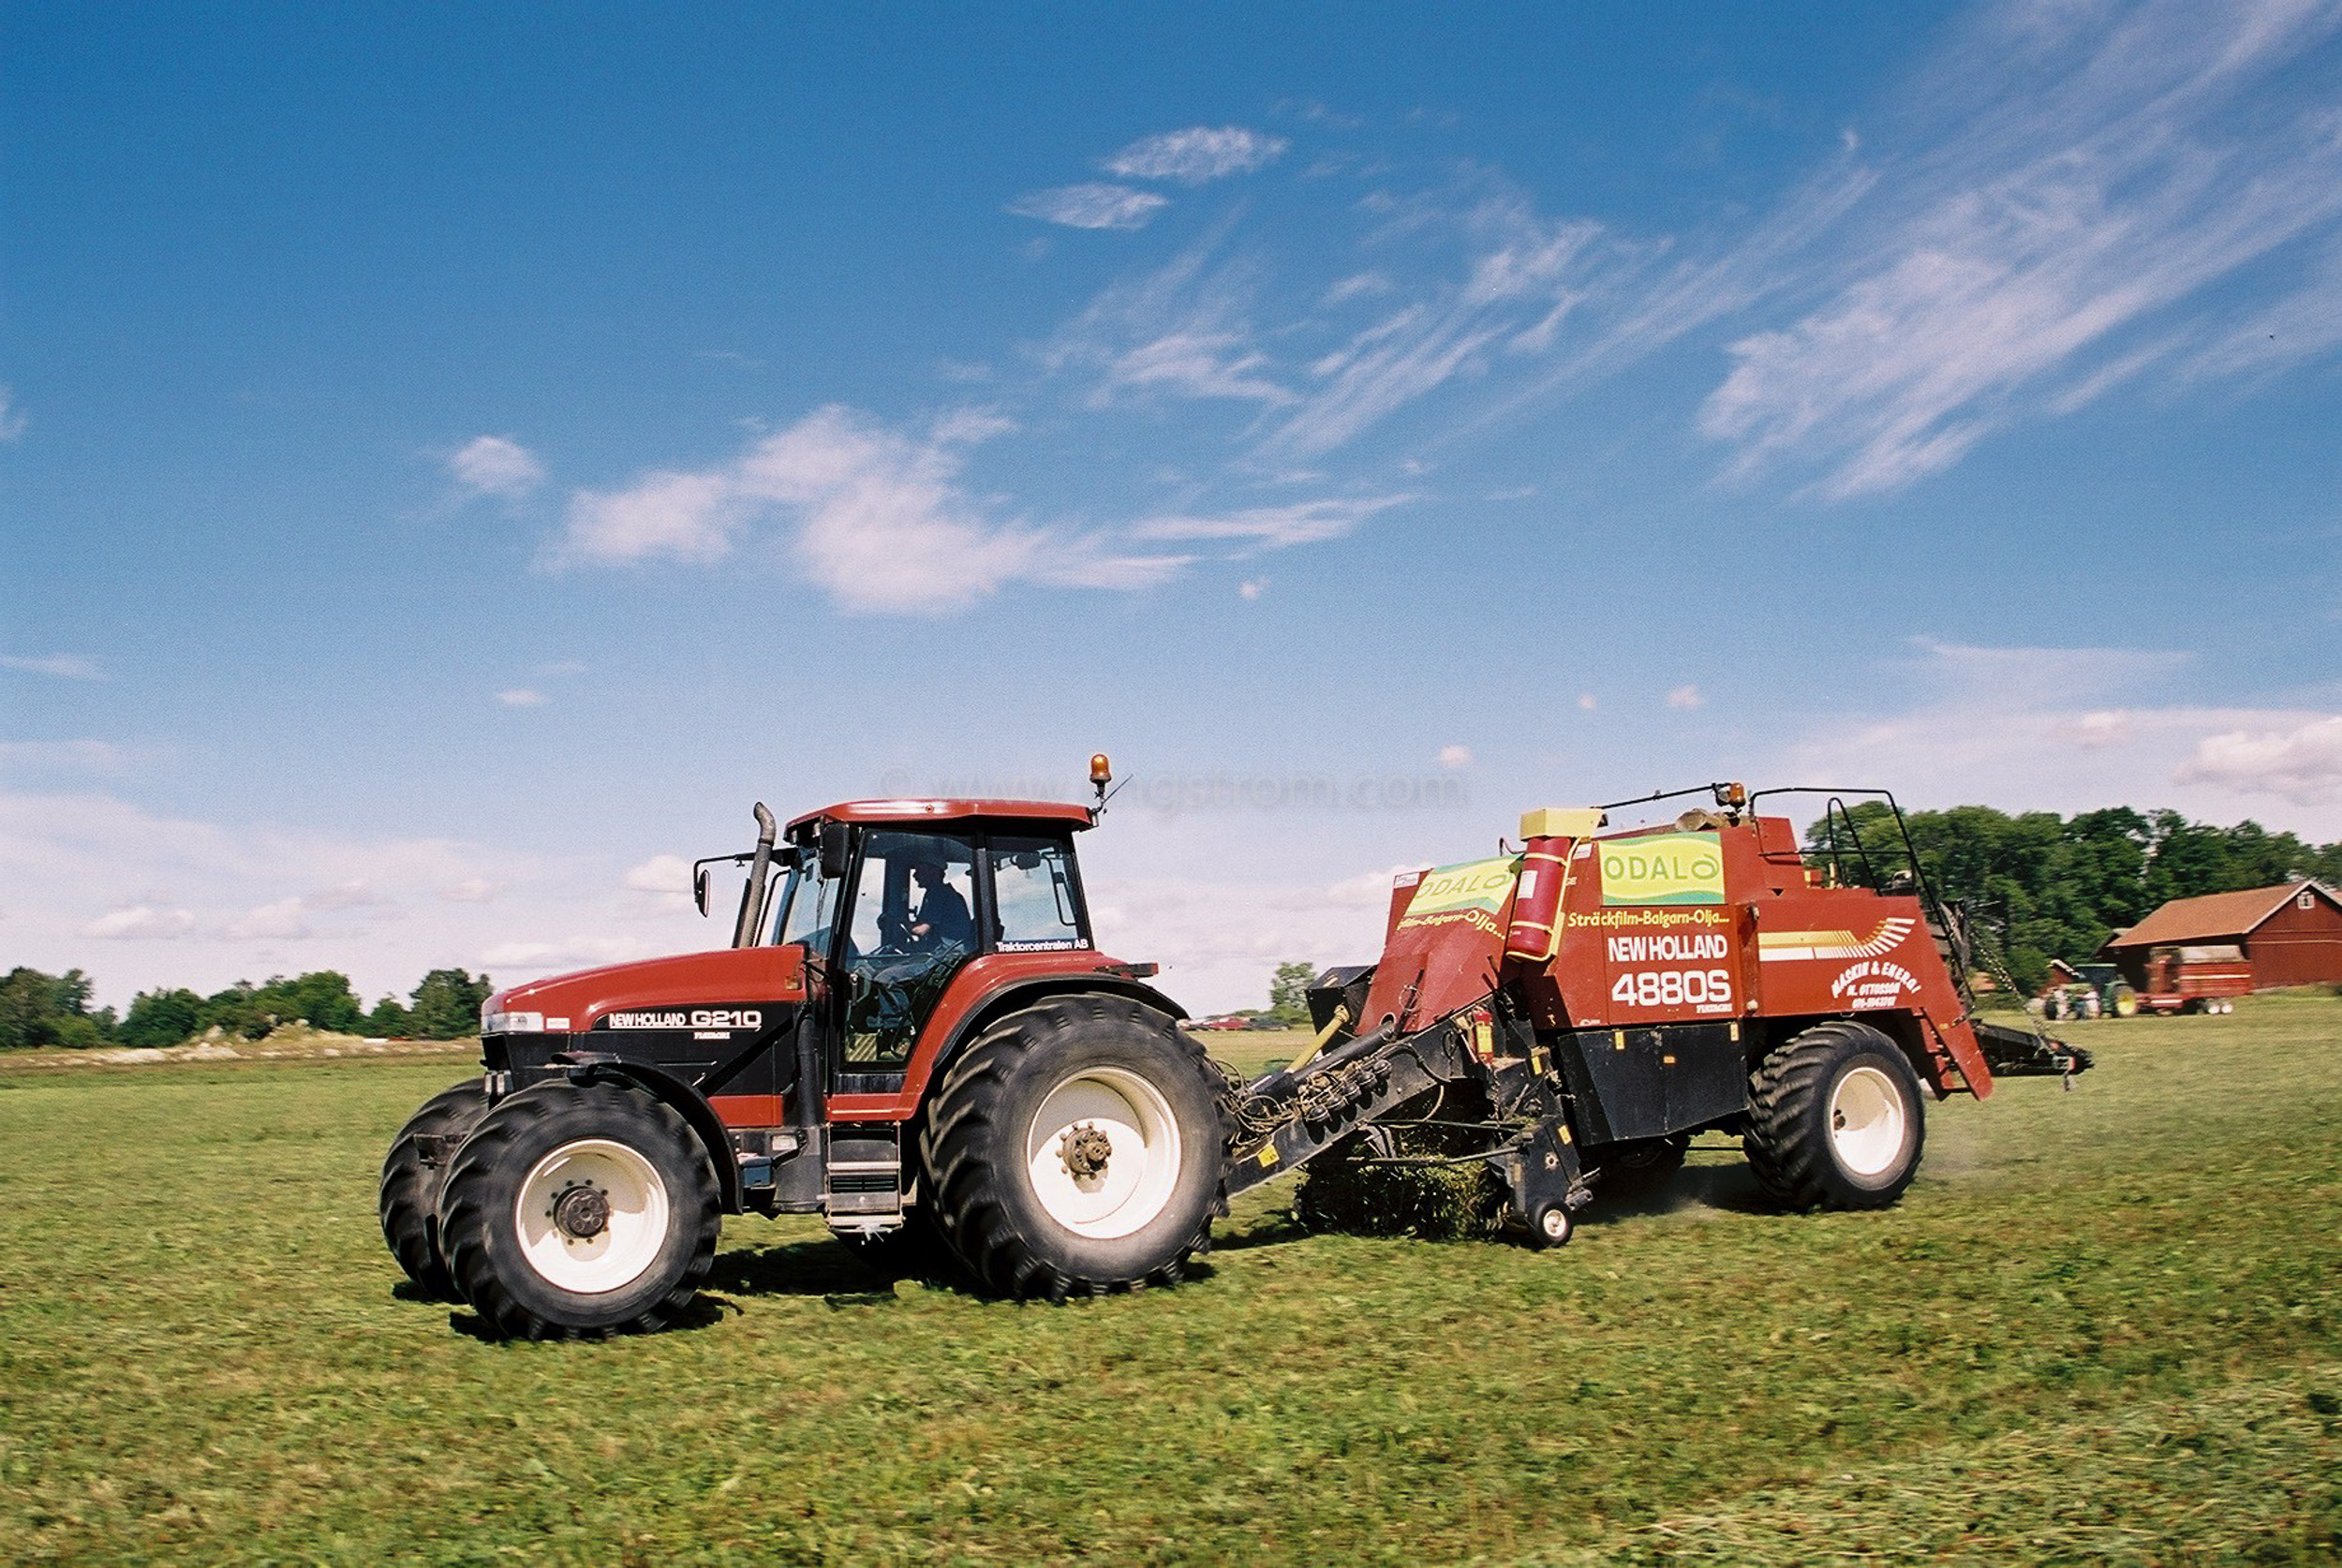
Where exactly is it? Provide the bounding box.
[437,1080,720,1339]
[1743,1021,1926,1212]
[1594,1133,1689,1199]
[919,995,1225,1300]
[378,1077,489,1299]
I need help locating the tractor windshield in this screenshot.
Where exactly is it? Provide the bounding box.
[770,861,837,953]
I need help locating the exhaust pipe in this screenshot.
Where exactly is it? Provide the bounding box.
[731,803,778,949]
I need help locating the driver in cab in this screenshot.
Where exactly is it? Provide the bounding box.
[906,853,974,954]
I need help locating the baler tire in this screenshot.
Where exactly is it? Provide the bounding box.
[919,995,1225,1300]
[1595,1133,1689,1198]
[1529,1201,1574,1250]
[437,1079,719,1339]
[378,1077,490,1299]
[1743,1021,1925,1213]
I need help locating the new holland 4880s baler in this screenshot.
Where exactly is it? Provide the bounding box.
[380,765,2088,1339]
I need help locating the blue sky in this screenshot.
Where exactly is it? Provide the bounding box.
[4,0,2338,1013]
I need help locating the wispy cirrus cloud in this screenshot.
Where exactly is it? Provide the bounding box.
[1104,126,1287,185]
[1006,183,1169,231]
[3,653,106,681]
[1697,0,2342,497]
[0,385,24,441]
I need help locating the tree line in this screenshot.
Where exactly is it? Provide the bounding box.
[0,968,495,1052]
[1810,804,2342,992]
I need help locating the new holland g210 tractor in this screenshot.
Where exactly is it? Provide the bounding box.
[380,762,2088,1338]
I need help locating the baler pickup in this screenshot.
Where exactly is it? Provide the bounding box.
[1972,1019,2094,1080]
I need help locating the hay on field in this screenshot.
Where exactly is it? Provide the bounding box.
[1292,1124,1510,1241]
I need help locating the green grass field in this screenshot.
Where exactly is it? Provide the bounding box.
[5,998,2339,1566]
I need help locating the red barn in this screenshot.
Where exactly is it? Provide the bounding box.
[2100,881,2342,991]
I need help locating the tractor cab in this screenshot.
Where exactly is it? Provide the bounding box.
[762,811,1093,1091]
[738,799,1105,1106]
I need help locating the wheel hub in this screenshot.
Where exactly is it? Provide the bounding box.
[1059,1122,1113,1180]
[551,1183,611,1240]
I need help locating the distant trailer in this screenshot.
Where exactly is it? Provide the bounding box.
[2138,943,2253,1015]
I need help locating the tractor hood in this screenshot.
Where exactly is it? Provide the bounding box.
[482,945,809,1036]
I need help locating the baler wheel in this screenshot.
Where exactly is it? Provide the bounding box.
[436,1080,719,1339]
[378,1076,489,1299]
[919,995,1225,1300]
[1743,1021,1925,1212]
[1529,1201,1574,1250]
[1595,1134,1689,1198]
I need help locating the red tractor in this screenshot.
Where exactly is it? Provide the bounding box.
[381,771,2086,1337]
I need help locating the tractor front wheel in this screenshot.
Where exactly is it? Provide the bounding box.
[920,995,1225,1299]
[437,1080,719,1339]
[1743,1021,1925,1212]
[378,1076,489,1299]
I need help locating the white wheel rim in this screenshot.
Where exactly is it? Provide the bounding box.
[515,1138,670,1294]
[1024,1067,1182,1240]
[1829,1066,1907,1178]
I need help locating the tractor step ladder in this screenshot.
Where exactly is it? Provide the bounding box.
[823,1127,905,1222]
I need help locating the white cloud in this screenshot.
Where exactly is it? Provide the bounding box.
[1267,186,1606,456]
[228,896,311,940]
[1238,578,1267,600]
[439,878,503,903]
[623,854,693,895]
[554,405,1396,614]
[0,385,23,441]
[479,935,657,973]
[1437,745,1474,770]
[1578,693,1598,711]
[2174,716,2342,805]
[1773,641,2340,836]
[1667,685,1705,709]
[1006,184,1169,230]
[82,903,196,940]
[561,470,738,564]
[1130,496,1402,551]
[3,654,106,681]
[1696,1,2342,496]
[449,435,547,500]
[1104,126,1288,185]
[304,880,382,911]
[1048,237,1296,407]
[497,688,547,707]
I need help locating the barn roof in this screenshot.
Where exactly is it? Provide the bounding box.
[2101,880,2339,950]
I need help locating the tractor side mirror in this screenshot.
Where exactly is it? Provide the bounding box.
[819,821,852,880]
[692,866,712,917]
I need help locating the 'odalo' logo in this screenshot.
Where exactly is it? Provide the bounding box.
[1401,856,1520,928]
[1599,832,1726,907]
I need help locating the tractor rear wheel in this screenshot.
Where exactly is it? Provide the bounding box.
[920,995,1224,1300]
[1743,1021,1925,1212]
[437,1080,719,1339]
[378,1077,489,1299]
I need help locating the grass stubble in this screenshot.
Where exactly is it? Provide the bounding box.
[2,996,2336,1565]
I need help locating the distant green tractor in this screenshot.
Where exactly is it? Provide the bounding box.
[2042,963,2140,1021]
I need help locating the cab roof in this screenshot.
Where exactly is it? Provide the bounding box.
[785,798,1096,837]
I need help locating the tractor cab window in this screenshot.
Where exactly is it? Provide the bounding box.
[989,836,1089,951]
[837,830,977,1072]
[770,856,837,953]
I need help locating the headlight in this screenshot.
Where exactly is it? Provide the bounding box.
[482,1010,545,1034]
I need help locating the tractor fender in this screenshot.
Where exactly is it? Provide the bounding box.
[551,1051,745,1212]
[916,973,1190,1109]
